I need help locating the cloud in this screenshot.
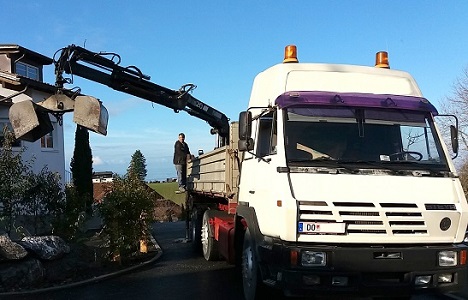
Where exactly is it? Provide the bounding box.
[93,156,104,166]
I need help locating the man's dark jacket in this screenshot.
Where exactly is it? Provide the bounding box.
[173,141,190,165]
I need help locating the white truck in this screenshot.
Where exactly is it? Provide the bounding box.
[187,46,468,299]
[9,44,468,299]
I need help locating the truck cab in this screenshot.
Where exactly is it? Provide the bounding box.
[235,46,468,298]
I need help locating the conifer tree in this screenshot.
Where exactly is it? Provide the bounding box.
[70,125,93,213]
[127,150,147,181]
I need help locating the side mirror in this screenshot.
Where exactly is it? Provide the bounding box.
[8,100,53,142]
[73,95,109,135]
[435,114,459,159]
[238,138,254,151]
[450,125,459,154]
[238,111,252,140]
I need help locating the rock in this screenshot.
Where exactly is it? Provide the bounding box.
[18,236,70,260]
[0,234,28,260]
[0,258,44,292]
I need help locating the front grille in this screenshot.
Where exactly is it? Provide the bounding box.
[298,201,428,235]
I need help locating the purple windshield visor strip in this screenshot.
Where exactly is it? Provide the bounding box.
[275,91,438,115]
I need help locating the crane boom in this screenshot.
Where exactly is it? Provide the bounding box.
[54,45,230,142]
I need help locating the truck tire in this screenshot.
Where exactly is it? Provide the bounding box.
[201,210,220,261]
[191,209,203,253]
[242,227,268,300]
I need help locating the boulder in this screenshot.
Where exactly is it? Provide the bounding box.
[0,234,28,260]
[0,258,44,292]
[18,236,70,260]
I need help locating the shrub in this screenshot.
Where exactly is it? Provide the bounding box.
[51,185,87,241]
[0,127,87,240]
[0,127,31,236]
[22,167,66,235]
[98,173,155,262]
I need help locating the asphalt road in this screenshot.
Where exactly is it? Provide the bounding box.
[1,221,244,300]
[1,221,466,300]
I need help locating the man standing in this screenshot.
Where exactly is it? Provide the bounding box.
[173,133,190,192]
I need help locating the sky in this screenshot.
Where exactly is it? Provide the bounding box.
[2,1,468,181]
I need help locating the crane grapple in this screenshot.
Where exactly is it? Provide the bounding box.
[9,44,229,143]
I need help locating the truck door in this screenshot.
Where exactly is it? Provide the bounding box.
[241,111,282,234]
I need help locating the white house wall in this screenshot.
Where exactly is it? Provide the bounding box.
[0,87,65,186]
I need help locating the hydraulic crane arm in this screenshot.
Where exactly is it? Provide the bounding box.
[54,45,230,141]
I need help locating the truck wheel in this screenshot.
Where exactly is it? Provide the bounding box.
[191,209,203,253]
[201,210,219,261]
[242,227,267,300]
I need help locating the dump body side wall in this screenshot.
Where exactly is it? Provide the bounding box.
[187,122,240,210]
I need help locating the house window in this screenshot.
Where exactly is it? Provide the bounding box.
[15,62,39,80]
[41,131,54,149]
[0,122,21,148]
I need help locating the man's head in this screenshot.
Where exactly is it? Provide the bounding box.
[178,133,185,143]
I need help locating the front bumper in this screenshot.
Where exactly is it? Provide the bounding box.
[257,240,468,297]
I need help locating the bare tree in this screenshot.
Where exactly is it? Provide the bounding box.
[441,67,468,191]
[441,67,468,152]
[404,129,424,150]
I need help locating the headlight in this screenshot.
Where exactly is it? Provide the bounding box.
[301,251,326,267]
[438,273,454,283]
[415,275,432,286]
[439,251,457,267]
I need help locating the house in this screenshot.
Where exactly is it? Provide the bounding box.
[0,44,65,185]
[92,171,113,183]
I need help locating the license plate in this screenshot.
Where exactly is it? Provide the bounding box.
[298,222,346,234]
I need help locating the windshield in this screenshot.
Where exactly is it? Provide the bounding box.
[284,107,449,171]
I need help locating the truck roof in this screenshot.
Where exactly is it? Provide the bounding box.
[275,91,438,115]
[248,63,424,108]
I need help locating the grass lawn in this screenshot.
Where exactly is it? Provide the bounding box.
[147,182,187,206]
